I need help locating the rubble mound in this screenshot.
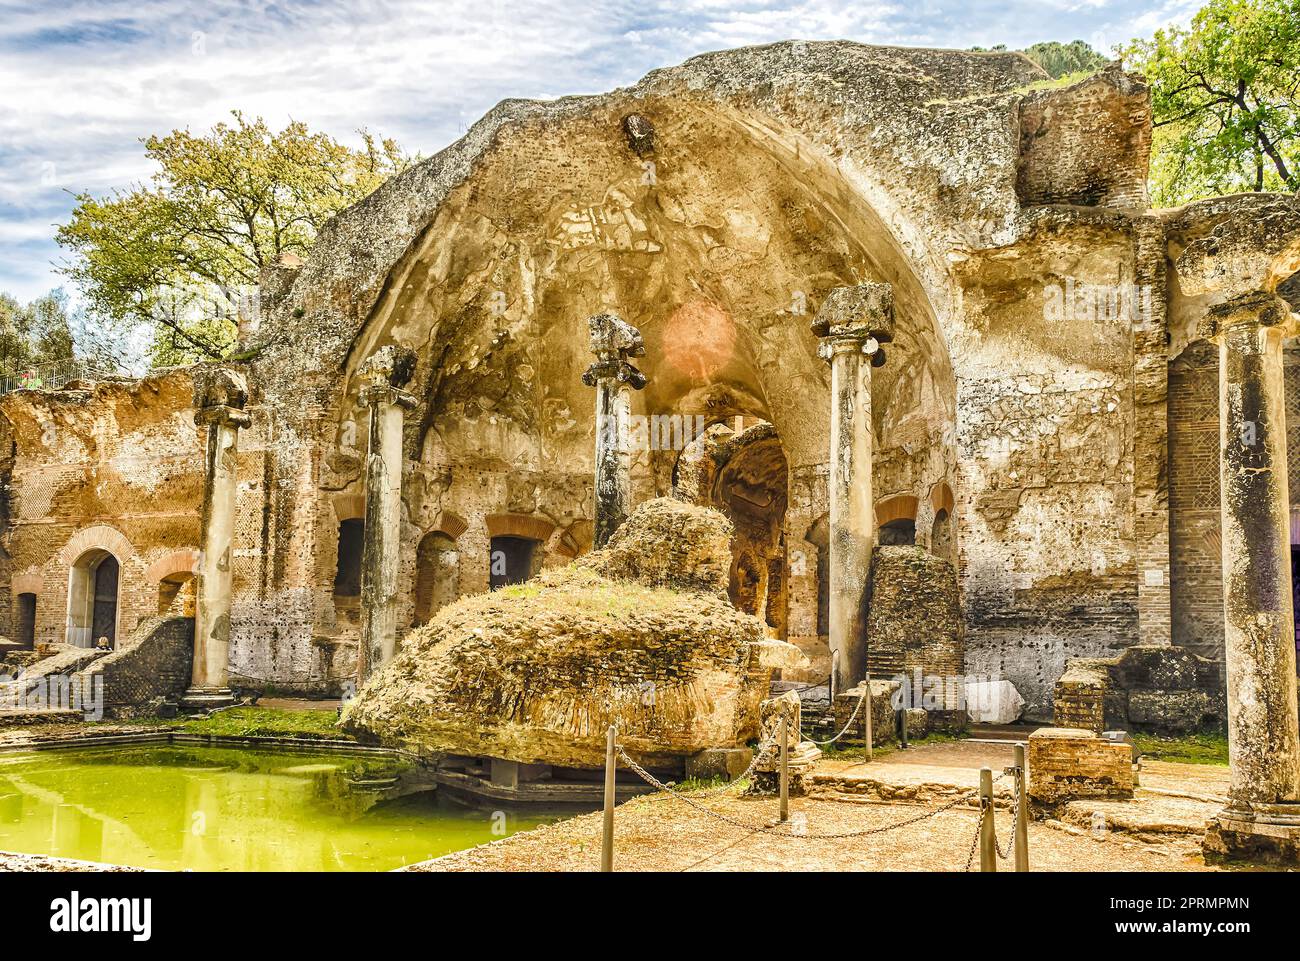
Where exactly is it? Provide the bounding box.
[576,497,733,595]
[342,499,778,768]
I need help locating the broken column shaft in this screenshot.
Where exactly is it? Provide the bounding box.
[183,369,252,709]
[812,284,894,692]
[583,313,647,548]
[1203,292,1300,863]
[357,347,417,684]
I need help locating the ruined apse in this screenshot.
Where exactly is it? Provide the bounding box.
[2,42,1298,720]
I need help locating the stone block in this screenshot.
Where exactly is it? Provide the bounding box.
[1027,727,1134,804]
[686,747,754,782]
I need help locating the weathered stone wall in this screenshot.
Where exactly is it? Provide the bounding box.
[1168,340,1225,665]
[866,545,963,680]
[0,373,204,651]
[81,615,194,717]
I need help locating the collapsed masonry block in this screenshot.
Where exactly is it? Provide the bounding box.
[1052,645,1223,734]
[1027,727,1134,804]
[686,747,754,782]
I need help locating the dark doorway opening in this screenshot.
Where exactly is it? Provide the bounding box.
[92,555,119,648]
[16,592,36,649]
[879,518,917,546]
[490,536,539,589]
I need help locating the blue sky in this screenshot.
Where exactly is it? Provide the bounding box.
[0,0,1202,304]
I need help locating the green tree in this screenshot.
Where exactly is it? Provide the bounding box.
[1023,40,1110,79]
[57,112,412,365]
[969,40,1109,79]
[1123,0,1300,205]
[0,290,78,383]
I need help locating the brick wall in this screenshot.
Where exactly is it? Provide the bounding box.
[81,615,194,718]
[1027,727,1134,804]
[1168,340,1224,668]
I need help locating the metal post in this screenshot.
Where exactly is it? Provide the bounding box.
[601,724,616,872]
[779,714,790,822]
[1014,742,1029,872]
[979,767,996,873]
[898,707,909,750]
[862,676,873,761]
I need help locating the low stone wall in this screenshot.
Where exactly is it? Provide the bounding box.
[866,546,964,680]
[1027,727,1134,804]
[832,679,901,748]
[79,616,194,718]
[1053,644,1223,734]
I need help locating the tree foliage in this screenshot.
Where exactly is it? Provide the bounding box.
[0,290,76,379]
[1123,0,1300,205]
[1023,40,1110,79]
[57,112,412,366]
[970,39,1109,79]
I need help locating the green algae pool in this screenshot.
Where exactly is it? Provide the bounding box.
[0,744,568,871]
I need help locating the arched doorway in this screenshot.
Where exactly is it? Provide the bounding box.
[67,550,120,648]
[414,531,459,623]
[333,517,365,628]
[489,536,540,589]
[15,593,36,649]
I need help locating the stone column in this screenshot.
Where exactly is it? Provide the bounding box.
[582,313,647,548]
[357,346,417,684]
[812,285,894,692]
[183,368,252,709]
[1202,292,1300,864]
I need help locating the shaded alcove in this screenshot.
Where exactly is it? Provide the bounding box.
[489,536,541,590]
[414,531,459,623]
[333,518,365,627]
[67,549,119,648]
[15,592,36,649]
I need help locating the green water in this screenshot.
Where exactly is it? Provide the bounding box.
[0,745,567,871]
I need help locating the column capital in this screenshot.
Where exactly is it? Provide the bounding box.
[811,284,894,367]
[195,404,252,430]
[810,283,896,341]
[582,312,647,390]
[359,382,417,411]
[1198,291,1298,343]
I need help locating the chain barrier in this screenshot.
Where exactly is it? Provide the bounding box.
[962,773,1014,871]
[616,742,991,842]
[798,689,866,747]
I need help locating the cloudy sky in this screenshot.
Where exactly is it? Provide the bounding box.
[0,0,1202,304]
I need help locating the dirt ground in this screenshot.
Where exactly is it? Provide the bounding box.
[413,740,1239,873]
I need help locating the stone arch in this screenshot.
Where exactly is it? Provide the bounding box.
[146,550,200,617]
[928,481,957,561]
[333,95,959,479]
[331,492,366,523]
[145,549,200,584]
[552,519,594,559]
[875,494,918,546]
[485,514,556,589]
[57,525,135,568]
[429,510,469,540]
[485,513,557,543]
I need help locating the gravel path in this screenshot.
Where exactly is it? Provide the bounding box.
[411,790,1212,872]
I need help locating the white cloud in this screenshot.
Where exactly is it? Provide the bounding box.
[0,0,1182,302]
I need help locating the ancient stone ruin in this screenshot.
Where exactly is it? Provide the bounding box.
[342,498,798,775]
[1,41,1298,860]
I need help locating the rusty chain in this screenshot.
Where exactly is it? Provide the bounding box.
[616,742,998,843]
